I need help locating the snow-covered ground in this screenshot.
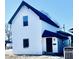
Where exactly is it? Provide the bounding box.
[5,49,64,59]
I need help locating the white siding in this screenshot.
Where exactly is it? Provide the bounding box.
[41,20,60,34]
[42,37,58,53]
[11,5,42,54]
[52,37,58,53]
[42,38,46,52]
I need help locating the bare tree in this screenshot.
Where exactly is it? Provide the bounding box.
[5,23,12,49]
[5,24,12,40]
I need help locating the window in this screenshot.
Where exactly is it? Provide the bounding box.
[23,39,29,48]
[23,16,28,26]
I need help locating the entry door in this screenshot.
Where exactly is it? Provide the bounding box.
[46,38,52,52]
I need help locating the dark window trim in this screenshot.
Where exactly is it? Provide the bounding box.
[23,16,28,26]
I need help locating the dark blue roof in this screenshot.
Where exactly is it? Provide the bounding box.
[8,1,60,28]
[42,30,68,39]
[57,31,73,36]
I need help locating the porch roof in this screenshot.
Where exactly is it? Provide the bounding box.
[57,31,73,36]
[42,30,68,39]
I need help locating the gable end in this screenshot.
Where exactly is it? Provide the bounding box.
[8,1,60,28]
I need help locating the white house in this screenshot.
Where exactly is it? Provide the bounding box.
[8,1,72,56]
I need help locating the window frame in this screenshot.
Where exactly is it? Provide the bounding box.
[23,39,29,48]
[23,16,28,26]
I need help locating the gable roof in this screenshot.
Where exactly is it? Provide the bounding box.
[42,30,68,39]
[8,1,60,28]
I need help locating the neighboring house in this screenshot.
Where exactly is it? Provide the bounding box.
[8,1,72,56]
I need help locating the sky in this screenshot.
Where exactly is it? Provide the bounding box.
[5,0,73,32]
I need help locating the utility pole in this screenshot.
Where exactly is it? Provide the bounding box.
[63,24,65,32]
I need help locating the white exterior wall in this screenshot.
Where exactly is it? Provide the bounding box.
[42,37,58,53]
[52,37,58,53]
[41,20,59,53]
[41,20,60,34]
[42,38,46,52]
[11,5,42,54]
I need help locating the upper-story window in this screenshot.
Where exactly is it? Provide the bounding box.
[23,16,28,26]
